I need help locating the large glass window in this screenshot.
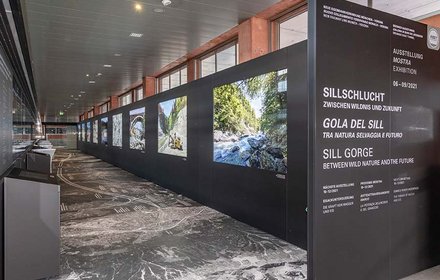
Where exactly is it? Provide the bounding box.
[277,9,308,49]
[88,110,94,118]
[119,91,133,107]
[135,86,143,101]
[158,65,188,93]
[200,41,238,78]
[100,102,109,114]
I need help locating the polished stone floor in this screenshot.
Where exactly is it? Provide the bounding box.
[50,150,307,280]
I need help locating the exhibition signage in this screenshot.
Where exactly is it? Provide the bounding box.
[310,0,440,279]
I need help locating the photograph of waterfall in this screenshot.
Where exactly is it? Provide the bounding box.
[158,96,187,157]
[213,69,288,173]
[112,113,123,147]
[93,120,98,143]
[129,107,145,150]
[101,117,108,145]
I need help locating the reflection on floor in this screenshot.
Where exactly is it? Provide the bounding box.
[50,150,307,280]
[402,265,440,280]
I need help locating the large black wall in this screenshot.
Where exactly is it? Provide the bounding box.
[79,42,308,248]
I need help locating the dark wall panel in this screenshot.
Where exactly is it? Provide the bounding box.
[79,43,308,248]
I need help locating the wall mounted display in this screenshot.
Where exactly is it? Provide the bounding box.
[101,117,108,145]
[92,120,98,143]
[213,69,288,173]
[129,107,145,150]
[112,113,122,147]
[86,122,91,142]
[77,124,81,141]
[158,96,187,157]
[81,123,85,142]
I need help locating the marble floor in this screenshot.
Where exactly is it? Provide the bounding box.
[50,150,307,280]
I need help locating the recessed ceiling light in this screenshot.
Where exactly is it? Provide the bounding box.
[96,73,102,77]
[114,53,122,57]
[78,94,82,97]
[80,91,86,94]
[134,3,143,11]
[129,33,143,38]
[86,74,89,77]
[89,80,96,84]
[154,8,164,13]
[162,0,172,6]
[70,95,74,97]
[74,98,79,101]
[103,64,112,68]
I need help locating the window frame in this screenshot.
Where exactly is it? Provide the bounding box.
[198,40,238,78]
[270,3,308,51]
[158,64,188,93]
[118,90,133,107]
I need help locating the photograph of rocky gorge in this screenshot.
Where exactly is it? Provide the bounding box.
[93,120,98,143]
[213,69,288,173]
[129,107,145,150]
[158,96,187,157]
[101,117,108,145]
[112,113,122,147]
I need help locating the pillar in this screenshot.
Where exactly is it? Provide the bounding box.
[143,76,156,98]
[110,96,119,110]
[238,17,270,63]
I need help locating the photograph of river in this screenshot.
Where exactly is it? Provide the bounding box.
[130,107,145,150]
[213,69,288,173]
[93,120,98,143]
[101,117,108,145]
[112,113,122,147]
[158,96,187,157]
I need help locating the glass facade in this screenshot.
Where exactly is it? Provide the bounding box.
[278,10,308,49]
[159,66,188,93]
[200,41,238,78]
[119,91,132,106]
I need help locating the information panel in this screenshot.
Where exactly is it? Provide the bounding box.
[312,0,440,279]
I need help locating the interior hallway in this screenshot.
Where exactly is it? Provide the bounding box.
[50,150,307,280]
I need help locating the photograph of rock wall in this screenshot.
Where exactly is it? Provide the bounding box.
[213,69,288,173]
[101,117,108,145]
[129,107,145,150]
[158,96,187,157]
[93,120,98,143]
[86,122,91,142]
[112,113,122,147]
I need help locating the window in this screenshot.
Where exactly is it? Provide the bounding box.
[276,8,308,50]
[119,91,133,107]
[158,65,188,93]
[134,86,143,101]
[200,41,238,78]
[100,102,109,114]
[88,110,94,118]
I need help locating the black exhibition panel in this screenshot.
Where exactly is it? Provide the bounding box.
[78,42,308,249]
[309,0,440,279]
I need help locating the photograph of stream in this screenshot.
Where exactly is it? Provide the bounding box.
[213,69,288,173]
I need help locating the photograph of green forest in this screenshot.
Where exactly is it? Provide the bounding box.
[158,96,187,157]
[213,69,288,173]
